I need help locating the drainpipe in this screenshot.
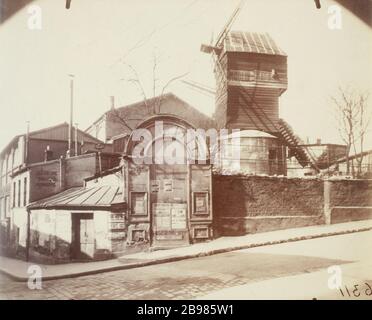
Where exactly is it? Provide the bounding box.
[26,208,31,262]
[98,152,102,174]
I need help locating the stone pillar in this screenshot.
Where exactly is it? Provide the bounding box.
[324,179,331,224]
[59,157,66,191]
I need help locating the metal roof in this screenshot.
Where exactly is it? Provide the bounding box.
[85,92,216,134]
[224,31,286,56]
[28,185,126,211]
[29,122,103,144]
[1,122,104,157]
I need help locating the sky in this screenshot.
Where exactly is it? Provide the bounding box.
[0,0,371,151]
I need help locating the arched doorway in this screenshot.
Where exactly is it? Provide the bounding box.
[124,115,213,249]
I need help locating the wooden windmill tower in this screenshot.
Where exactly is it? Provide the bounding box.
[200,1,318,174]
[201,1,287,134]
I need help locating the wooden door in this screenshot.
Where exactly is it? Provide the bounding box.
[151,164,189,247]
[79,219,95,258]
[71,213,94,259]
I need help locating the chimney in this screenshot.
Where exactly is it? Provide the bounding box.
[316,138,321,145]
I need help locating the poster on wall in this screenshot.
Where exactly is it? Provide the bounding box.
[150,180,160,193]
[131,192,147,215]
[153,203,171,230]
[163,179,173,192]
[194,192,208,214]
[171,204,187,230]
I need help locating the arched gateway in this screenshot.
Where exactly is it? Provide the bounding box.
[124,115,213,249]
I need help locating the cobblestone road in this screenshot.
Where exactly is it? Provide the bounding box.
[0,246,348,300]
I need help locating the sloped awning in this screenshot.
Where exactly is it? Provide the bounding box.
[28,186,126,211]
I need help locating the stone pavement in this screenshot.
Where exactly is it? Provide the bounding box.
[0,230,371,300]
[197,234,372,300]
[0,220,371,282]
[197,260,372,300]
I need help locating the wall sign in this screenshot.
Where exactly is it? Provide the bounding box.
[193,192,209,215]
[108,232,126,240]
[153,203,171,230]
[171,204,187,229]
[193,226,209,239]
[155,230,185,240]
[131,192,147,215]
[163,179,173,192]
[108,213,126,240]
[150,180,160,193]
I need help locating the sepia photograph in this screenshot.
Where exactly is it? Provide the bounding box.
[0,0,371,307]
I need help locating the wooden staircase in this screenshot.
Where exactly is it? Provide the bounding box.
[277,119,318,171]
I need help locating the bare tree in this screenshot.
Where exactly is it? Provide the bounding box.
[331,86,371,177]
[114,51,189,123]
[352,91,371,177]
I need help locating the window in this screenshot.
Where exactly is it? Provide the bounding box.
[5,196,10,218]
[23,177,27,207]
[17,180,21,207]
[5,197,9,217]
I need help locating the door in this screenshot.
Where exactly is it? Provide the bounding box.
[79,218,95,258]
[72,213,94,259]
[151,164,189,247]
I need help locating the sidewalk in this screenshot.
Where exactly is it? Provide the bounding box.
[1,220,371,282]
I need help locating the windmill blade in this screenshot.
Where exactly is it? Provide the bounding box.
[200,0,246,55]
[181,79,215,96]
[210,31,214,45]
[214,0,247,48]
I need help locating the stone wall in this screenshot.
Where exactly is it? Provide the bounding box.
[213,175,324,235]
[329,179,372,207]
[327,179,372,224]
[213,175,372,236]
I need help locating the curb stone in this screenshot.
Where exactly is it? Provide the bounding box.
[1,226,371,282]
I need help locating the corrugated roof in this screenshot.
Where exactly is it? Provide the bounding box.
[28,186,126,211]
[224,31,286,56]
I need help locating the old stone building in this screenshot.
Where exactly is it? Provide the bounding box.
[0,123,119,258]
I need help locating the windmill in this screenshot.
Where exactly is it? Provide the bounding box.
[199,0,319,174]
